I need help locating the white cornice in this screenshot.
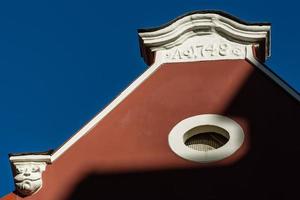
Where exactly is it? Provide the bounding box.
[9,155,51,163]
[139,12,270,63]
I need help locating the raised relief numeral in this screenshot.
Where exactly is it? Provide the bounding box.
[203,44,218,56]
[219,43,229,56]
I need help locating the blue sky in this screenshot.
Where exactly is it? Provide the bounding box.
[0,0,299,196]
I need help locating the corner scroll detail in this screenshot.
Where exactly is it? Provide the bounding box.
[12,161,47,196]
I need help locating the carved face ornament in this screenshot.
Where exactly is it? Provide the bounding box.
[13,162,46,196]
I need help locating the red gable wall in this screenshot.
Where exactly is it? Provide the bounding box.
[2,60,300,200]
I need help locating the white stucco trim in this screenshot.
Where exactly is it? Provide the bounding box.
[139,13,270,59]
[155,34,247,63]
[245,46,300,102]
[9,155,51,163]
[50,56,165,162]
[168,114,245,163]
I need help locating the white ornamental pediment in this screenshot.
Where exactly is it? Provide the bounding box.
[138,11,270,65]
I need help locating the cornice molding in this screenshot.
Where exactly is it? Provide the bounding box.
[138,11,270,65]
[10,155,51,163]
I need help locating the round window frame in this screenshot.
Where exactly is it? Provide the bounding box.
[168,114,245,163]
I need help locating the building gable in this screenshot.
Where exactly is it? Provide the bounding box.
[2,10,299,199]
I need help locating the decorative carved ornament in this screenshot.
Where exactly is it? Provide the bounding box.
[138,11,270,65]
[156,34,246,63]
[9,154,51,196]
[11,161,46,196]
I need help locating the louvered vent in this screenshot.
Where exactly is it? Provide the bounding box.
[184,132,229,152]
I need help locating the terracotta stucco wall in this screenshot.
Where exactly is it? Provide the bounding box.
[3,60,300,200]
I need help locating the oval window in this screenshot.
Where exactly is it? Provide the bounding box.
[168,114,244,163]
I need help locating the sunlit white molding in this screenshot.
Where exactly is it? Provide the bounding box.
[155,34,247,63]
[10,155,51,163]
[139,11,270,64]
[50,54,166,162]
[11,161,47,196]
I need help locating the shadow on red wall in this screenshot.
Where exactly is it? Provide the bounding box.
[64,66,299,200]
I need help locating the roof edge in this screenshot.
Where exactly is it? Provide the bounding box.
[9,149,54,157]
[245,45,300,102]
[138,10,271,33]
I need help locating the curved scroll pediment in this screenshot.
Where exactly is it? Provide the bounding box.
[138,10,270,64]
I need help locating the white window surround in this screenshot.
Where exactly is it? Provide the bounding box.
[168,114,245,163]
